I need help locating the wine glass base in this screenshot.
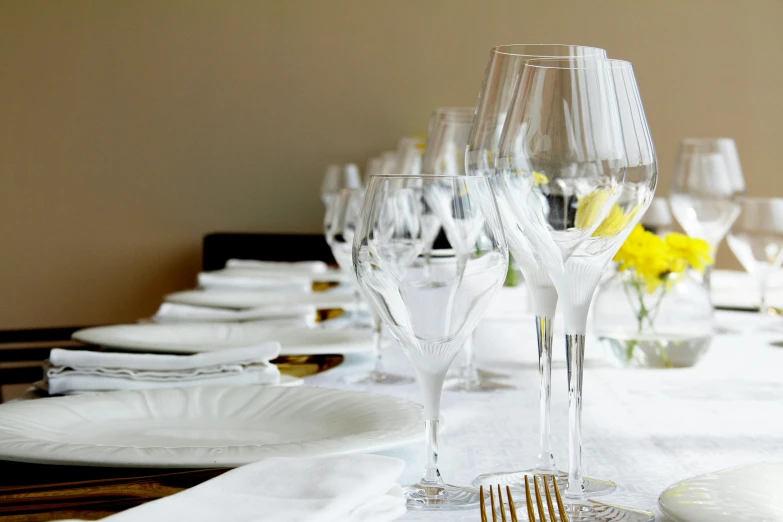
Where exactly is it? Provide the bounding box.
[443,377,516,392]
[473,469,616,496]
[561,499,655,521]
[341,371,414,385]
[403,482,480,510]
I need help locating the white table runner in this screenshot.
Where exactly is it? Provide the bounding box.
[305,286,783,521]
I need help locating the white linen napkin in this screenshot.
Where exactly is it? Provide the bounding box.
[198,271,312,293]
[152,302,316,326]
[56,454,406,522]
[226,259,329,273]
[45,344,281,395]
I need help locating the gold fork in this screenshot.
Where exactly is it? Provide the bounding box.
[480,476,569,522]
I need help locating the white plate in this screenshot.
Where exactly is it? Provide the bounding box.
[711,269,783,310]
[0,385,424,467]
[201,267,351,287]
[165,289,356,310]
[659,461,783,521]
[73,323,374,356]
[30,374,303,396]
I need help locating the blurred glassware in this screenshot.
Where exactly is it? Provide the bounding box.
[379,151,399,175]
[329,188,413,385]
[488,57,656,521]
[466,44,608,487]
[669,138,745,288]
[353,174,508,509]
[727,198,783,316]
[396,136,426,175]
[364,157,382,185]
[641,197,674,236]
[322,164,362,246]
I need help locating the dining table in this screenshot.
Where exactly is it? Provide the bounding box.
[1,285,782,521]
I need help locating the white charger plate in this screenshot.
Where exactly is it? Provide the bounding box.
[0,385,424,467]
[659,461,783,521]
[72,323,373,356]
[165,289,356,310]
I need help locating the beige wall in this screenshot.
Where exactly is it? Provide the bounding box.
[1,0,781,329]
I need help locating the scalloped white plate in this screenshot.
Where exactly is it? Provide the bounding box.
[659,461,783,521]
[0,385,424,467]
[72,323,373,356]
[164,289,356,310]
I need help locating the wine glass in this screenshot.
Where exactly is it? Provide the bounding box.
[492,57,656,521]
[419,106,513,392]
[726,198,783,316]
[322,164,362,247]
[329,188,413,385]
[353,174,508,509]
[466,44,611,489]
[669,138,745,288]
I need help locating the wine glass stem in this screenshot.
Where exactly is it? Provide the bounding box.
[565,333,585,499]
[536,315,556,472]
[422,419,442,484]
[462,334,479,384]
[352,290,362,326]
[371,313,384,374]
[703,265,713,292]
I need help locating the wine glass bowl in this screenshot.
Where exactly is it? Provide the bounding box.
[669,138,745,252]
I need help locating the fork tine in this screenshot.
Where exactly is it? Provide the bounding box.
[506,485,519,522]
[480,485,488,522]
[497,485,508,522]
[542,476,557,520]
[524,476,537,522]
[533,476,548,522]
[490,482,498,522]
[552,477,569,522]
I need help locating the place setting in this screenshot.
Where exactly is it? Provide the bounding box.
[4,33,783,522]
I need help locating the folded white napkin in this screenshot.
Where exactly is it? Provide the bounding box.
[57,454,406,522]
[226,259,329,273]
[45,344,281,395]
[152,302,316,326]
[199,271,312,293]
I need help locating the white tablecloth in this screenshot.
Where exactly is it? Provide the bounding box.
[305,286,783,521]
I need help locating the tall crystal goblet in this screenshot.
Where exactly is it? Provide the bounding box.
[466,44,612,491]
[353,174,508,509]
[329,187,413,385]
[493,57,656,521]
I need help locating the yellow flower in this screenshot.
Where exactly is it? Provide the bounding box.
[593,204,640,237]
[664,233,713,273]
[533,171,549,185]
[575,190,612,230]
[613,224,715,294]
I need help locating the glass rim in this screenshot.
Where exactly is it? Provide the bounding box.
[491,43,607,58]
[524,56,611,70]
[368,174,490,181]
[680,137,735,144]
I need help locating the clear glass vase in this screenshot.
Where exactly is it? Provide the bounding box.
[593,270,714,368]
